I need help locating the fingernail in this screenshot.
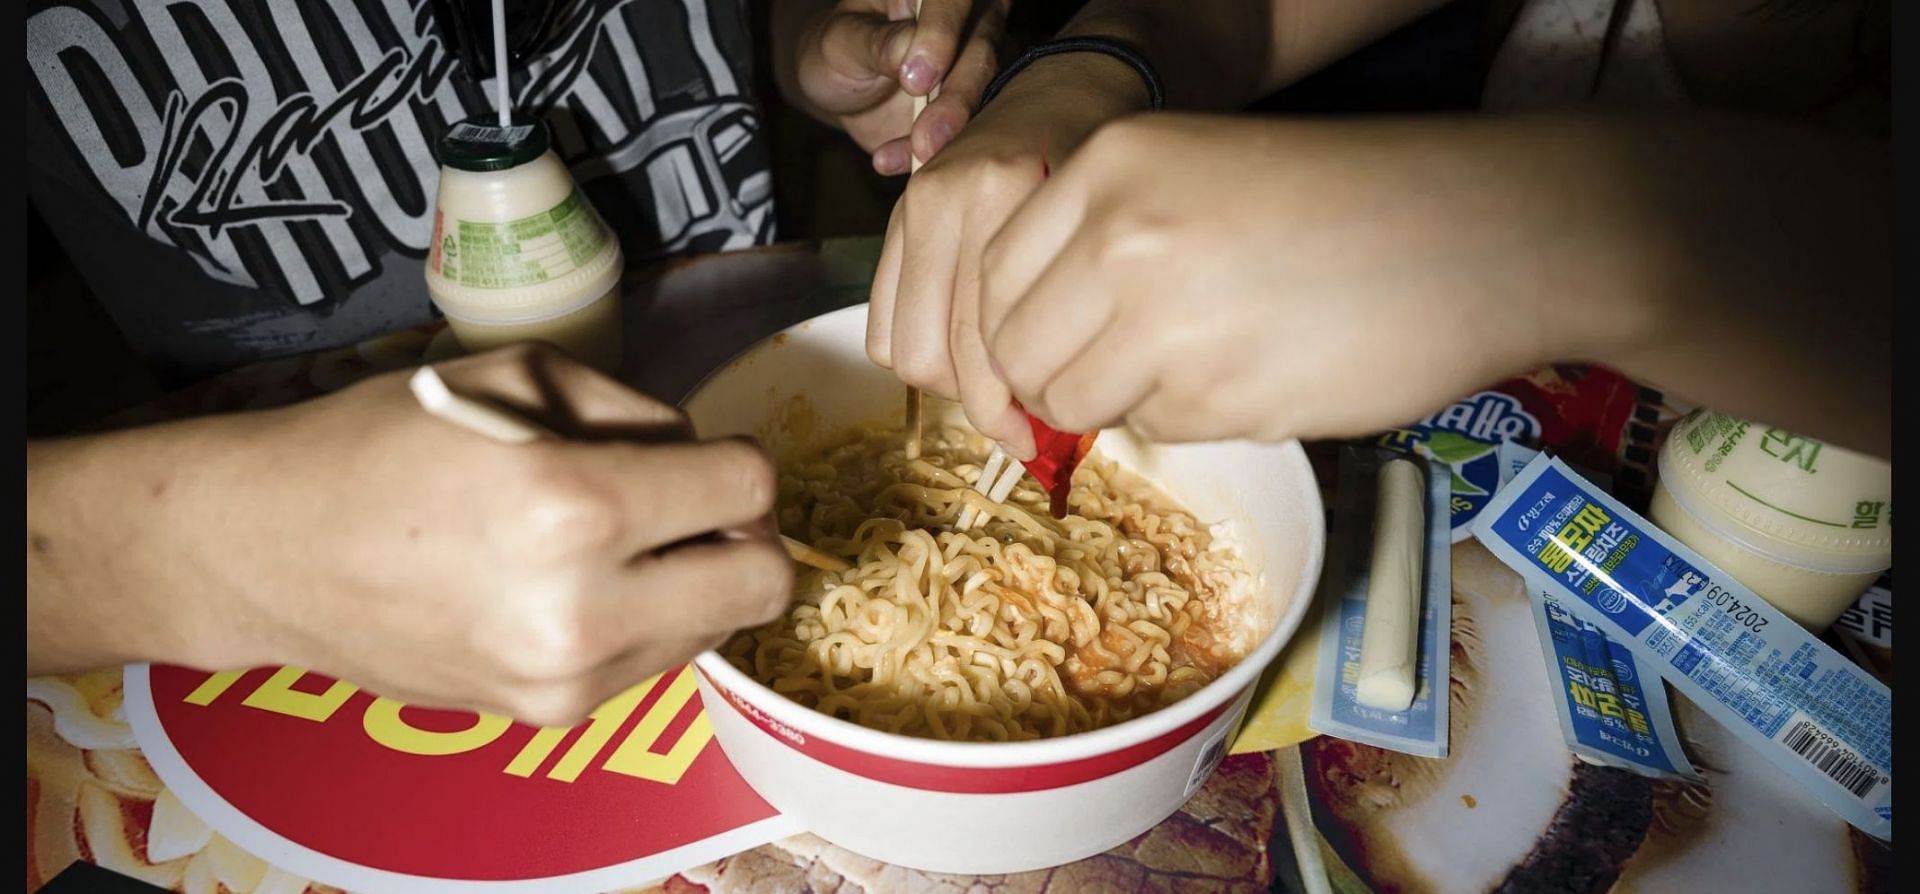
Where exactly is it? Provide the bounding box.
[873,144,909,175]
[902,55,935,94]
[926,119,956,155]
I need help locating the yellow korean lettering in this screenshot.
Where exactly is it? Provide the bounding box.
[239,667,358,722]
[1557,522,1595,557]
[363,698,511,756]
[505,727,569,778]
[1541,540,1576,574]
[182,670,248,706]
[545,679,656,782]
[602,667,712,785]
[1568,682,1596,709]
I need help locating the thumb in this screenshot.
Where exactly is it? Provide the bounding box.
[804,13,915,114]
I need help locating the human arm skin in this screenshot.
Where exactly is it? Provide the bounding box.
[972,112,1890,458]
[868,0,1454,457]
[26,346,795,727]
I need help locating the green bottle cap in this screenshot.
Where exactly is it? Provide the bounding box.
[436,112,550,172]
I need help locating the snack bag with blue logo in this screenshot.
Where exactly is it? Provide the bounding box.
[1380,364,1648,542]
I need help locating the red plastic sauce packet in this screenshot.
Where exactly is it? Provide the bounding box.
[1002,138,1094,520]
[1021,410,1097,519]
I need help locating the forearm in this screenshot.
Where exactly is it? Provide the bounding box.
[27,416,264,675]
[1226,111,1887,456]
[1591,114,1891,457]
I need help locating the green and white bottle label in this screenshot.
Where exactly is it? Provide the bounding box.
[431,189,610,290]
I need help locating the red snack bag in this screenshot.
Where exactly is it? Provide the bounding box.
[1375,363,1674,539]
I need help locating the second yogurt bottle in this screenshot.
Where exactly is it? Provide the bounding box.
[426,114,623,371]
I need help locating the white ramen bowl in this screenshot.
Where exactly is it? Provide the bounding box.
[686,305,1325,875]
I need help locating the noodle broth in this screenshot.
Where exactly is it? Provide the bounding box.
[725,424,1261,743]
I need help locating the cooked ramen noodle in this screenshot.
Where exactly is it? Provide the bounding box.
[725,424,1260,742]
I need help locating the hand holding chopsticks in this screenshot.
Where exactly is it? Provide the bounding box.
[410,365,850,574]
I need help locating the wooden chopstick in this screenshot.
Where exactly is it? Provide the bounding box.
[900,1,933,464]
[904,387,923,460]
[408,366,850,574]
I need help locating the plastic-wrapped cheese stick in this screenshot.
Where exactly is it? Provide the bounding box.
[1355,459,1427,711]
[1305,448,1451,758]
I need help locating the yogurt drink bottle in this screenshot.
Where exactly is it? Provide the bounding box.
[426,114,623,371]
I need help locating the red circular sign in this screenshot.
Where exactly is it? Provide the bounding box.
[138,663,783,884]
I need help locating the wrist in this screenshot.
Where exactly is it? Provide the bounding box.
[982,52,1153,139]
[28,412,286,674]
[1468,115,1675,375]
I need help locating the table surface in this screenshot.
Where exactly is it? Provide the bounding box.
[27,237,1888,894]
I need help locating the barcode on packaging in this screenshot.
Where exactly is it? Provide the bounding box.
[1185,728,1230,798]
[448,122,534,144]
[1776,712,1886,801]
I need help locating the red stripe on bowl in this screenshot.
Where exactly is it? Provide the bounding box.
[704,674,1236,794]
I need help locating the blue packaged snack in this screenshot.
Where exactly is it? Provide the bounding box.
[1499,442,1690,779]
[1474,455,1891,840]
[1527,589,1699,780]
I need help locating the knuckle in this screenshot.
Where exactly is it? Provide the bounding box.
[503,615,594,683]
[1125,410,1176,443]
[1083,116,1148,161]
[1048,399,1101,436]
[744,544,796,623]
[513,688,596,729]
[1090,210,1174,269]
[866,331,895,369]
[518,458,624,556]
[712,437,778,514]
[973,42,999,80]
[892,348,950,393]
[973,154,1042,199]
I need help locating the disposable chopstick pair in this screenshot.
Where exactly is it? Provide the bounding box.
[956,445,1024,530]
[408,365,851,574]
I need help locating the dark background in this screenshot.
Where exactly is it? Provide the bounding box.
[24,0,1495,439]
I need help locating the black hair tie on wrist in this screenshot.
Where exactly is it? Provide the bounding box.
[977,36,1165,112]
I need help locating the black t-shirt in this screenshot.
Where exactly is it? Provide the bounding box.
[27,0,776,383]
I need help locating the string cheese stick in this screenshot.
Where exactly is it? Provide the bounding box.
[1354,458,1427,712]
